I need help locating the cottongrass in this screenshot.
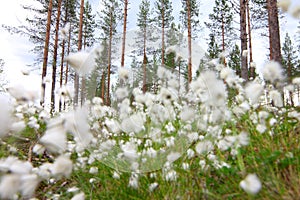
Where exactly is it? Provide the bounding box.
[0,56,299,198]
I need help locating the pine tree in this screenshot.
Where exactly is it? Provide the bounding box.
[282,33,299,81]
[98,0,122,105]
[228,44,242,77]
[137,0,152,93]
[205,0,235,52]
[180,0,200,83]
[50,0,63,114]
[81,1,97,105]
[72,0,85,107]
[154,0,174,66]
[207,34,221,59]
[282,33,298,106]
[41,0,54,106]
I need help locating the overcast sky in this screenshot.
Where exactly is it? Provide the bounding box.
[0,0,299,84]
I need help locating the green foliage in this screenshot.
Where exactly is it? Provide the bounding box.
[205,0,235,49]
[180,0,200,30]
[282,33,300,81]
[207,34,221,59]
[154,0,174,29]
[228,44,241,77]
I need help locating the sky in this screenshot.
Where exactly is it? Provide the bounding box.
[0,0,299,85]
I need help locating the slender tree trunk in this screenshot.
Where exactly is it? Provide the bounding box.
[161,1,165,66]
[101,73,105,101]
[221,13,225,52]
[50,0,62,114]
[267,0,282,63]
[142,26,147,93]
[59,1,69,112]
[63,23,71,110]
[240,0,248,81]
[246,0,255,79]
[107,10,113,106]
[187,0,192,83]
[81,25,88,106]
[40,0,53,106]
[74,0,84,107]
[121,0,128,68]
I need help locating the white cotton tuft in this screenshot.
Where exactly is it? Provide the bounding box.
[118,67,129,80]
[277,0,291,12]
[0,95,13,137]
[195,140,214,154]
[290,5,300,18]
[60,22,71,40]
[261,61,284,83]
[71,192,85,200]
[39,118,67,154]
[50,155,73,178]
[20,174,40,198]
[65,50,96,75]
[128,173,139,189]
[167,152,181,163]
[0,174,20,199]
[240,174,262,195]
[242,50,248,57]
[245,82,264,104]
[269,90,283,107]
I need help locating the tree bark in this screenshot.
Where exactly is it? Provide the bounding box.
[106,8,113,106]
[246,0,255,79]
[121,0,128,68]
[187,0,192,83]
[142,26,147,93]
[161,0,165,66]
[267,0,282,63]
[50,0,62,114]
[240,0,248,81]
[40,0,53,106]
[74,0,84,107]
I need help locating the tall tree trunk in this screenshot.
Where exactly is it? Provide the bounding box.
[161,0,165,66]
[121,0,128,68]
[74,0,84,107]
[59,0,69,112]
[40,0,53,106]
[267,0,282,63]
[142,26,147,93]
[246,0,255,79]
[50,0,62,114]
[240,0,248,81]
[187,0,192,83]
[107,10,113,106]
[81,24,88,106]
[101,73,105,101]
[63,23,71,110]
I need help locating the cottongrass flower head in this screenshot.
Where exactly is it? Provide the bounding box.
[261,61,285,84]
[290,5,300,18]
[65,49,96,75]
[277,0,291,12]
[240,174,262,195]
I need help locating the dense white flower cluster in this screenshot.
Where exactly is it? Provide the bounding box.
[1,44,299,198]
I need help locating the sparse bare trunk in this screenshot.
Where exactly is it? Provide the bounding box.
[142,25,147,93]
[40,0,53,106]
[187,0,192,83]
[121,0,128,68]
[267,0,282,63]
[161,1,165,66]
[247,0,255,79]
[107,9,113,106]
[50,0,62,114]
[240,0,248,81]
